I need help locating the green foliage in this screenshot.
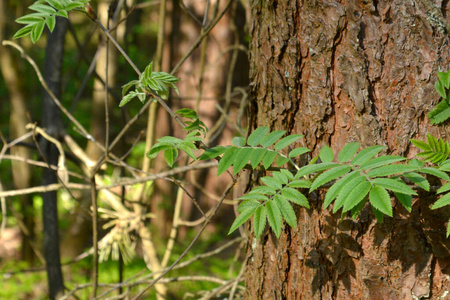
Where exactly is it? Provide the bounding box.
[411,133,450,164]
[119,62,180,106]
[428,70,450,124]
[14,0,89,43]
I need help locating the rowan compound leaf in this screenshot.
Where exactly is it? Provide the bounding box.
[217,147,238,176]
[274,195,297,229]
[274,134,303,151]
[403,172,430,191]
[369,186,392,217]
[260,130,286,148]
[324,171,359,209]
[394,192,412,212]
[319,145,334,163]
[343,181,371,212]
[262,150,278,169]
[420,167,450,181]
[431,193,450,209]
[250,148,267,169]
[266,200,283,238]
[228,206,257,235]
[366,164,417,178]
[261,176,283,190]
[333,175,366,213]
[247,127,269,147]
[253,206,267,239]
[360,155,407,170]
[371,178,417,195]
[233,147,253,174]
[289,147,310,158]
[338,142,360,163]
[351,145,386,166]
[310,165,351,192]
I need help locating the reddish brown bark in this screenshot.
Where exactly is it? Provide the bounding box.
[246,1,450,299]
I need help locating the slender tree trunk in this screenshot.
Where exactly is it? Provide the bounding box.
[41,17,68,300]
[246,1,450,299]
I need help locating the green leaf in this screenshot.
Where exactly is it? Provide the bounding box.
[64,1,87,10]
[247,127,269,147]
[435,80,447,99]
[31,19,46,43]
[228,207,257,235]
[176,108,198,119]
[253,206,267,239]
[16,14,45,24]
[428,100,450,125]
[281,188,310,208]
[47,0,64,10]
[55,9,68,18]
[29,3,56,14]
[319,145,334,163]
[250,148,267,169]
[261,176,283,190]
[232,136,246,147]
[431,193,450,209]
[372,207,384,223]
[366,164,417,177]
[324,171,359,209]
[251,186,277,195]
[164,148,178,167]
[237,199,261,213]
[280,169,294,181]
[333,175,366,213]
[371,178,417,195]
[289,147,310,158]
[184,119,201,132]
[338,142,360,163]
[198,146,228,160]
[45,15,56,32]
[13,24,34,39]
[409,159,425,168]
[287,179,311,188]
[369,186,392,217]
[310,165,351,191]
[274,134,303,151]
[420,167,450,181]
[272,171,289,185]
[217,147,238,176]
[360,155,407,170]
[274,195,297,229]
[121,80,140,97]
[146,143,172,159]
[438,70,450,89]
[447,220,450,238]
[437,182,450,194]
[233,147,253,174]
[403,172,430,191]
[394,192,412,212]
[157,136,182,145]
[410,139,431,151]
[276,155,290,167]
[178,142,197,160]
[262,150,278,169]
[239,192,269,201]
[260,130,286,147]
[266,200,283,238]
[351,200,367,220]
[351,145,386,166]
[152,71,180,83]
[343,181,372,212]
[295,162,340,179]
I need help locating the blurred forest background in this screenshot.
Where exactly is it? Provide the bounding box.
[0,0,249,299]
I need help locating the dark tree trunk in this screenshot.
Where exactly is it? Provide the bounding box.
[41,17,68,300]
[246,1,450,299]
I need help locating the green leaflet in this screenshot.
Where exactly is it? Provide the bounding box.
[276,155,290,167]
[261,176,283,190]
[324,171,359,209]
[272,171,289,185]
[428,100,450,125]
[250,148,267,168]
[253,206,267,239]
[247,127,269,147]
[239,192,269,202]
[260,130,286,148]
[403,172,430,191]
[437,182,450,194]
[333,175,366,213]
[338,142,360,163]
[280,169,295,180]
[447,220,450,238]
[287,179,311,189]
[251,186,277,195]
[198,146,228,160]
[420,167,450,181]
[163,148,178,167]
[319,146,334,163]
[237,199,261,213]
[274,134,303,151]
[360,155,407,170]
[310,165,351,192]
[274,195,297,229]
[343,181,372,212]
[366,164,417,177]
[266,200,283,238]
[232,136,246,147]
[295,162,340,179]
[289,147,310,158]
[262,150,278,169]
[233,147,253,174]
[281,187,310,208]
[351,145,386,166]
[394,192,412,212]
[369,186,393,217]
[371,178,417,195]
[431,193,450,210]
[228,206,258,235]
[217,147,238,176]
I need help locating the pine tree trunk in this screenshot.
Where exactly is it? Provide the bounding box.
[246,1,450,299]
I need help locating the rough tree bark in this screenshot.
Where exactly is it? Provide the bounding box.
[246,1,450,299]
[41,17,68,299]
